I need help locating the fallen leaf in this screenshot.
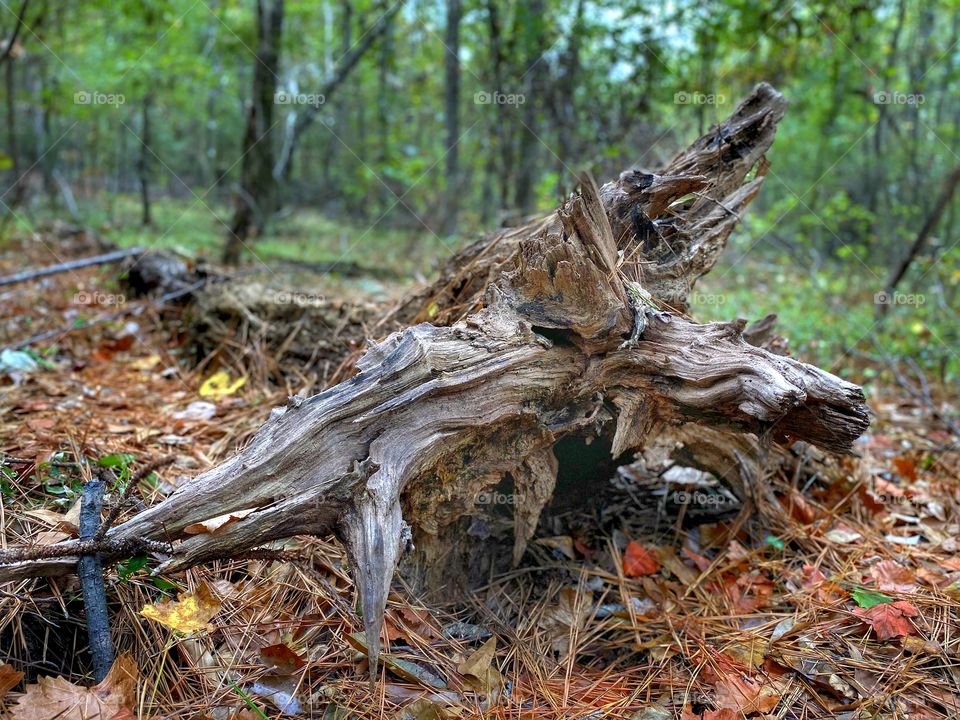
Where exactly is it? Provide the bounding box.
[183,508,256,534]
[714,672,780,713]
[260,643,305,675]
[0,663,24,700]
[893,456,917,482]
[682,546,711,572]
[543,587,591,655]
[250,675,303,715]
[199,370,246,400]
[853,600,919,640]
[11,654,137,720]
[24,509,78,535]
[868,560,917,593]
[346,632,447,689]
[623,541,660,577]
[171,400,217,421]
[395,699,446,720]
[34,530,70,546]
[457,636,501,693]
[130,354,161,371]
[852,587,893,609]
[781,489,818,523]
[140,582,222,634]
[825,525,862,544]
[534,535,575,560]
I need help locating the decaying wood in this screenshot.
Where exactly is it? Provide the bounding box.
[0,84,870,678]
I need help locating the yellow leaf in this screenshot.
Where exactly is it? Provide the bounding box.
[140,583,222,634]
[130,354,161,371]
[198,370,246,400]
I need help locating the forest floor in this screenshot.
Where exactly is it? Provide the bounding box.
[0,229,959,719]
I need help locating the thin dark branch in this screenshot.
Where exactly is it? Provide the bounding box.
[0,0,29,64]
[78,476,114,682]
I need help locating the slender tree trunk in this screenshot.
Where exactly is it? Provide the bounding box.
[442,0,462,235]
[882,165,960,306]
[4,58,17,181]
[484,0,510,217]
[224,0,284,265]
[514,0,547,216]
[271,1,398,195]
[138,94,152,226]
[377,7,393,215]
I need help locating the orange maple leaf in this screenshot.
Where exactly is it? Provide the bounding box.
[623,541,660,577]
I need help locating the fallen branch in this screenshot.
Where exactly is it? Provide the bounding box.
[0,246,144,288]
[0,278,206,351]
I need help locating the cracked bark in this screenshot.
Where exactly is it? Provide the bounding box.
[0,84,869,678]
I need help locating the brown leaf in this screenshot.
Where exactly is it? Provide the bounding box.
[868,560,917,593]
[0,663,24,700]
[893,456,917,482]
[183,508,256,535]
[623,541,660,577]
[781,489,817,523]
[457,636,502,694]
[713,672,781,713]
[853,600,919,640]
[11,654,137,720]
[259,643,305,675]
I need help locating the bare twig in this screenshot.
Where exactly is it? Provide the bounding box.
[92,456,176,542]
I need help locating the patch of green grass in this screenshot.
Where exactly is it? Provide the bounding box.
[695,255,959,388]
[1,193,460,278]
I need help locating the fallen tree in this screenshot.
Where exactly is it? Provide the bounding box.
[0,84,870,677]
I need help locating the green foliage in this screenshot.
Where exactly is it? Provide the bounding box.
[0,0,956,380]
[852,587,894,608]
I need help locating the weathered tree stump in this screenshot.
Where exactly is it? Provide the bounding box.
[0,84,870,677]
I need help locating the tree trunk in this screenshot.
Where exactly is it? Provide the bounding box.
[224,0,284,265]
[138,95,152,226]
[442,0,462,235]
[0,85,870,681]
[881,164,960,306]
[513,0,547,215]
[271,2,400,192]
